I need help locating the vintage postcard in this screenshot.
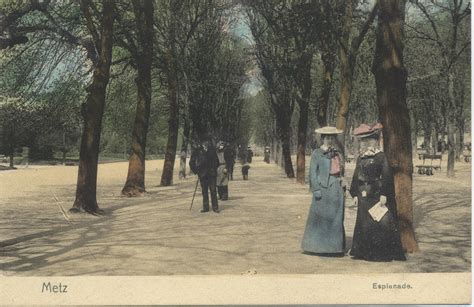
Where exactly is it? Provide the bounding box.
[0,0,471,305]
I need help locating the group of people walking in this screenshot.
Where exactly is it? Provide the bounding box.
[189,139,255,213]
[301,123,406,262]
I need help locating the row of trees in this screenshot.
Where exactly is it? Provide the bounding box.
[1,0,471,254]
[248,0,470,179]
[245,0,469,253]
[1,0,253,212]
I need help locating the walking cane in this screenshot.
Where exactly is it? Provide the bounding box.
[189,177,200,210]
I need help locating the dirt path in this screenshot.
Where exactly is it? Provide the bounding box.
[0,157,471,275]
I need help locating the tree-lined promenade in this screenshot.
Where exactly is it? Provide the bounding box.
[0,0,471,261]
[0,158,470,275]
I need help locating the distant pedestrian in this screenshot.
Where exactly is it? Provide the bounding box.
[264,146,270,163]
[189,139,220,213]
[246,146,254,163]
[216,141,230,200]
[241,162,250,180]
[224,143,235,180]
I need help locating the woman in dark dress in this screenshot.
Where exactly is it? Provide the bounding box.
[349,123,406,262]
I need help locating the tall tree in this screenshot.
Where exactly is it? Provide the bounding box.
[247,7,296,178]
[335,0,378,152]
[158,0,217,185]
[372,0,419,252]
[71,0,115,214]
[159,0,180,186]
[120,0,155,196]
[411,0,470,176]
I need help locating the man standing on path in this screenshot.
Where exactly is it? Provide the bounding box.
[189,138,220,213]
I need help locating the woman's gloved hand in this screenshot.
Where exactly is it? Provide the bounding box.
[379,195,387,205]
[353,196,358,206]
[314,190,322,200]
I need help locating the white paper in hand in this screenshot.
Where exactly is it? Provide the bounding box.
[368,201,388,222]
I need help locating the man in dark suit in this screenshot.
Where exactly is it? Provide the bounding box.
[189,139,220,213]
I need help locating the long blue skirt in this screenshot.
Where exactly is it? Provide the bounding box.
[301,176,345,253]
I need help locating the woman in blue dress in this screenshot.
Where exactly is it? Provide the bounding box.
[301,126,346,256]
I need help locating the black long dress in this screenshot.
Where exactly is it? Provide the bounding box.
[349,151,406,261]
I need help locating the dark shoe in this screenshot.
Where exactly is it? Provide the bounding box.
[200,208,209,213]
[212,208,220,213]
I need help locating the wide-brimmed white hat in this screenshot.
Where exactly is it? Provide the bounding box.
[315,126,343,135]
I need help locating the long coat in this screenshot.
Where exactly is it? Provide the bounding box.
[216,151,229,187]
[301,148,345,254]
[349,152,406,261]
[189,145,219,179]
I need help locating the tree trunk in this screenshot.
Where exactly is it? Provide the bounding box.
[62,130,67,165]
[9,155,14,168]
[410,112,417,155]
[272,137,278,164]
[296,103,308,183]
[455,120,464,162]
[335,0,354,133]
[335,0,377,156]
[423,126,431,152]
[160,52,179,186]
[122,71,152,196]
[270,137,275,162]
[458,123,464,158]
[160,8,179,187]
[447,124,456,175]
[179,117,190,179]
[280,121,295,178]
[71,0,114,214]
[432,126,438,154]
[275,140,281,166]
[316,52,335,127]
[279,142,284,168]
[372,0,419,253]
[296,61,312,184]
[122,0,154,197]
[446,72,456,176]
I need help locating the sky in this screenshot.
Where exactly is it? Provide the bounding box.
[230,10,262,98]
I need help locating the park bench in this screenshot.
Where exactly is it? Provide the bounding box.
[416,149,427,160]
[415,154,442,176]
